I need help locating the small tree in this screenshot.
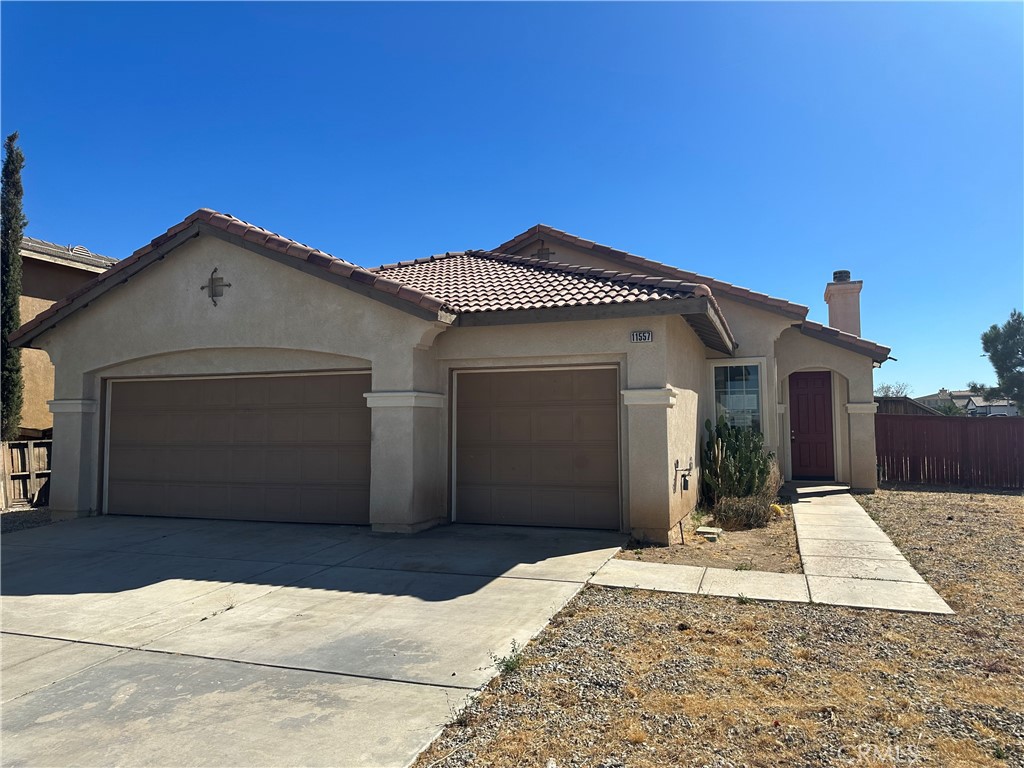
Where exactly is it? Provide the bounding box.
[874,382,912,398]
[934,401,965,417]
[969,309,1024,411]
[1,132,27,441]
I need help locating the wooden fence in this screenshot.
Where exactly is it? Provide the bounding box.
[875,415,1024,489]
[1,440,52,509]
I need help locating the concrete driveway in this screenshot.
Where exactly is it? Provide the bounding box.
[1,516,623,767]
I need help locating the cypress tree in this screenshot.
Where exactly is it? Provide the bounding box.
[2,132,28,441]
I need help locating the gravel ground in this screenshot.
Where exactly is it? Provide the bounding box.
[1,506,53,534]
[616,506,801,574]
[415,487,1023,768]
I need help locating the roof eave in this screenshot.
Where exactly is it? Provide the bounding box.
[9,214,455,350]
[453,295,735,355]
[796,322,891,364]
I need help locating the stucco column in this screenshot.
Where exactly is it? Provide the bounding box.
[846,402,879,491]
[622,387,677,544]
[47,399,100,519]
[364,391,446,533]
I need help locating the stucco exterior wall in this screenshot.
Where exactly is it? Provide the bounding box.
[775,327,878,490]
[16,259,108,432]
[31,234,707,540]
[34,236,438,521]
[18,295,56,431]
[435,313,703,543]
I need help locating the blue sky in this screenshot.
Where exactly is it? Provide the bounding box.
[2,2,1021,395]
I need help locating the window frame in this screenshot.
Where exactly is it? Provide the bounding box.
[707,358,768,435]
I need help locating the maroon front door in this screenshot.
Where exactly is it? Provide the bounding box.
[790,371,835,480]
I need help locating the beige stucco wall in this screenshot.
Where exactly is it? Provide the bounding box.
[34,235,444,526]
[31,228,879,535]
[32,233,712,540]
[506,237,881,490]
[775,327,877,490]
[18,295,56,431]
[434,312,707,543]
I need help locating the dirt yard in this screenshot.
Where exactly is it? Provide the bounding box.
[415,487,1023,768]
[616,504,802,573]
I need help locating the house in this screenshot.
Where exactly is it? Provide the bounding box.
[874,396,941,416]
[963,395,1019,418]
[9,211,890,543]
[15,236,117,437]
[916,388,1020,417]
[915,388,971,413]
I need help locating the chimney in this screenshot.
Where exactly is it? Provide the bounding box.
[823,269,863,336]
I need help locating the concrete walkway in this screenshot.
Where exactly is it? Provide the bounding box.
[591,485,953,615]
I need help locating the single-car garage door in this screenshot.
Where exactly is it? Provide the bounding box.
[106,373,371,523]
[455,367,620,529]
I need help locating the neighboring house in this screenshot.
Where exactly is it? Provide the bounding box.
[15,237,117,437]
[916,388,972,413]
[963,395,1019,418]
[9,211,890,543]
[874,396,941,416]
[916,389,1020,417]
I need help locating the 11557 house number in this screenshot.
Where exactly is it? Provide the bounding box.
[630,330,654,343]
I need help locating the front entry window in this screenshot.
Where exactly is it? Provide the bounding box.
[714,365,762,432]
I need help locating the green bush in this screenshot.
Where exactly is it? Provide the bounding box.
[700,416,782,529]
[700,416,774,505]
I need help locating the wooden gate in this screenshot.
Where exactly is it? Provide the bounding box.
[2,440,52,509]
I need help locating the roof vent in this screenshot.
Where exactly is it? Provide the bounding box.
[70,245,92,257]
[832,269,851,283]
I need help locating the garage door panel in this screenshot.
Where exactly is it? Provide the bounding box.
[491,449,532,484]
[491,373,535,404]
[532,410,574,442]
[456,369,620,530]
[231,413,268,442]
[492,411,533,442]
[573,490,620,528]
[532,449,573,485]
[573,447,619,483]
[575,407,618,442]
[457,409,491,442]
[531,370,574,401]
[107,373,371,524]
[165,414,201,443]
[456,448,491,484]
[197,414,234,443]
[573,369,617,401]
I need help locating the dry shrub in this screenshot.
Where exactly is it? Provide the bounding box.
[713,461,782,530]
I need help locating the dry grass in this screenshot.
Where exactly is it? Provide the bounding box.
[617,503,801,573]
[416,487,1024,768]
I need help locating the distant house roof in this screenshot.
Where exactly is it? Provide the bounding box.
[21,236,117,273]
[372,250,736,353]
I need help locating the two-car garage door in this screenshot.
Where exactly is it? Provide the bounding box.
[106,373,371,524]
[454,368,621,529]
[106,367,621,530]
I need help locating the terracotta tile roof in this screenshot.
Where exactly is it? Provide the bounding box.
[497,224,810,320]
[22,236,117,271]
[9,209,454,347]
[373,249,723,314]
[797,320,891,363]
